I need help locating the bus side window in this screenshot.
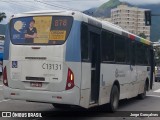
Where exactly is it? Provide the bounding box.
[126,38,130,64]
[145,46,150,66]
[81,23,89,62]
[131,41,135,65]
[115,35,126,63]
[101,30,114,62]
[136,42,145,65]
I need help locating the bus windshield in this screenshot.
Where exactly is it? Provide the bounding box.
[10,16,73,45]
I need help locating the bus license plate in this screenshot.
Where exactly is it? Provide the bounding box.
[30,82,42,87]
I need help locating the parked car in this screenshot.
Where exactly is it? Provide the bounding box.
[155,66,160,82]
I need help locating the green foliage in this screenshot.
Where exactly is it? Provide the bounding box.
[0,12,6,22]
[139,33,147,39]
[99,0,121,10]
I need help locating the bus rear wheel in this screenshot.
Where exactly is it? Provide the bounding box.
[108,85,119,112]
[138,81,147,99]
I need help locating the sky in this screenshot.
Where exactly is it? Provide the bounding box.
[121,0,160,5]
[0,0,160,24]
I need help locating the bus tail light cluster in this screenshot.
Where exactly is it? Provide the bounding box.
[65,68,74,90]
[3,66,8,86]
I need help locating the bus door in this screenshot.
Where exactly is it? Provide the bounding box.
[130,41,138,97]
[89,28,101,104]
[81,23,101,106]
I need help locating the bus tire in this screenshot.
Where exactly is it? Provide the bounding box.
[138,81,147,99]
[108,85,119,112]
[52,103,70,109]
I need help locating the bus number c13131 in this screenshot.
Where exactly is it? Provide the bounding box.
[42,63,62,70]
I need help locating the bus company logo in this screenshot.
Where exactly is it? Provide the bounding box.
[115,69,126,78]
[12,61,18,68]
[2,112,11,117]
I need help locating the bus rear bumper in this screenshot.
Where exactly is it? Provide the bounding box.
[3,86,80,106]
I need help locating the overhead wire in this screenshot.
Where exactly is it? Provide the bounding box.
[1,0,81,11]
[34,0,81,11]
[1,1,46,11]
[0,0,100,12]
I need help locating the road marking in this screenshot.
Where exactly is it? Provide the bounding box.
[0,85,3,87]
[147,95,160,98]
[154,89,160,93]
[0,99,10,103]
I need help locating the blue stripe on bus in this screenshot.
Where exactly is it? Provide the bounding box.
[65,21,81,62]
[135,37,141,42]
[4,24,10,60]
[0,53,3,60]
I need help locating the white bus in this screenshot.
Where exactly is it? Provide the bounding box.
[3,10,154,112]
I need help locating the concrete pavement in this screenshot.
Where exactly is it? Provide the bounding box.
[0,82,160,119]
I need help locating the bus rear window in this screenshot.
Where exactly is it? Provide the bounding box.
[10,16,73,45]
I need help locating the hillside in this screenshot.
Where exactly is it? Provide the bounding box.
[94,0,121,17]
[83,8,97,16]
[84,0,160,42]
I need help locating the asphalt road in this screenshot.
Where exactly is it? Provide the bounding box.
[0,80,160,120]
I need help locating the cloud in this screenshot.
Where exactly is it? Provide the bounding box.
[0,0,108,24]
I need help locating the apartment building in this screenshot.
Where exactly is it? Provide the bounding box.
[111,4,150,40]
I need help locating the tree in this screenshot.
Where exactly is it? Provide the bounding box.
[0,12,6,23]
[139,33,147,39]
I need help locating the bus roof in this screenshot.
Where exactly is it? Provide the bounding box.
[11,10,151,45]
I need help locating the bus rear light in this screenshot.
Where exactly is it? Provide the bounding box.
[57,96,62,99]
[65,68,74,90]
[3,66,8,86]
[70,74,73,81]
